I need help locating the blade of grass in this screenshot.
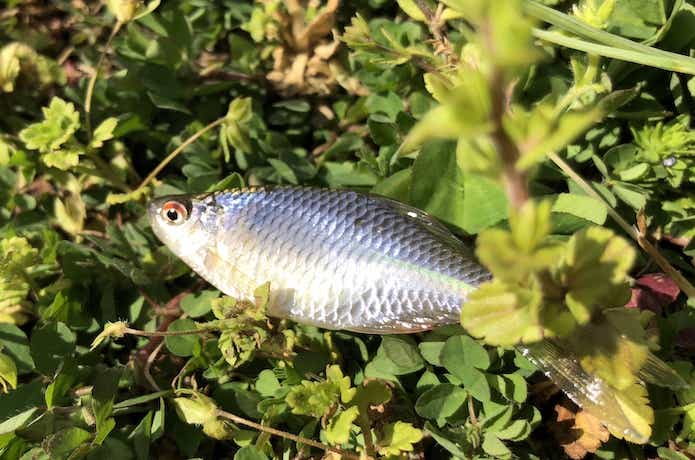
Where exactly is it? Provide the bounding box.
[532,28,695,75]
[526,1,695,74]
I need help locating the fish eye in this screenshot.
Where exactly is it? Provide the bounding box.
[160,200,189,225]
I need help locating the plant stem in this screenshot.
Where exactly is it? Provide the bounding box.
[547,151,695,299]
[467,394,478,426]
[489,70,530,209]
[357,415,377,458]
[85,21,123,138]
[132,116,226,193]
[124,326,217,337]
[216,409,365,460]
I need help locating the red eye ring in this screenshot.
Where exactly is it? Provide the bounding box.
[161,201,188,224]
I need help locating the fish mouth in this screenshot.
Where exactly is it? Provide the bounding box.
[146,197,163,225]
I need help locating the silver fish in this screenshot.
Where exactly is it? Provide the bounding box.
[148,186,683,444]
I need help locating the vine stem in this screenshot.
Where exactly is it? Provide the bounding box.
[216,409,365,460]
[85,20,123,138]
[547,151,695,299]
[124,326,217,337]
[132,116,226,193]
[489,69,530,209]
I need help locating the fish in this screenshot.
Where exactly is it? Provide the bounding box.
[148,186,685,444]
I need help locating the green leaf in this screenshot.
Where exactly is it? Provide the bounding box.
[441,335,491,373]
[268,158,299,184]
[44,427,91,457]
[324,406,359,445]
[43,148,82,170]
[0,324,35,374]
[18,97,79,153]
[0,407,37,435]
[0,379,42,434]
[107,0,160,22]
[255,370,281,397]
[353,380,392,412]
[493,373,528,403]
[415,384,468,420]
[557,226,634,324]
[180,290,219,318]
[461,280,546,346]
[92,367,122,445]
[377,421,423,456]
[657,448,691,460]
[475,200,560,283]
[129,411,153,460]
[379,336,424,374]
[552,193,607,225]
[0,354,17,392]
[173,393,218,426]
[90,117,118,149]
[409,141,465,229]
[234,446,269,460]
[286,380,340,418]
[481,433,511,458]
[425,421,470,458]
[164,319,200,357]
[368,115,399,146]
[418,341,445,366]
[30,322,76,375]
[396,0,428,21]
[226,97,253,123]
[147,91,191,114]
[402,70,491,151]
[461,174,508,234]
[516,108,601,170]
[54,192,86,235]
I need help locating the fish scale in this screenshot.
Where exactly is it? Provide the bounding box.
[153,187,487,332]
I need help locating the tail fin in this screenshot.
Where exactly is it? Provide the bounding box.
[518,339,687,444]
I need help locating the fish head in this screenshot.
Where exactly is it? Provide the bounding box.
[148,194,219,272]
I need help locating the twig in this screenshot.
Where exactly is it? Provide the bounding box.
[84,21,123,138]
[216,409,365,460]
[135,291,187,367]
[144,341,164,392]
[548,151,695,299]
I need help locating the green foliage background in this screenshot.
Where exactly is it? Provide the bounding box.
[1,0,695,458]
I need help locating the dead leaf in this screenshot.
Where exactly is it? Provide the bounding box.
[260,0,367,96]
[550,400,609,460]
[298,0,339,50]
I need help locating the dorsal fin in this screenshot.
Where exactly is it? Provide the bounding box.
[369,194,474,254]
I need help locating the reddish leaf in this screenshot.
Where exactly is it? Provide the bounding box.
[675,327,695,351]
[626,273,680,312]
